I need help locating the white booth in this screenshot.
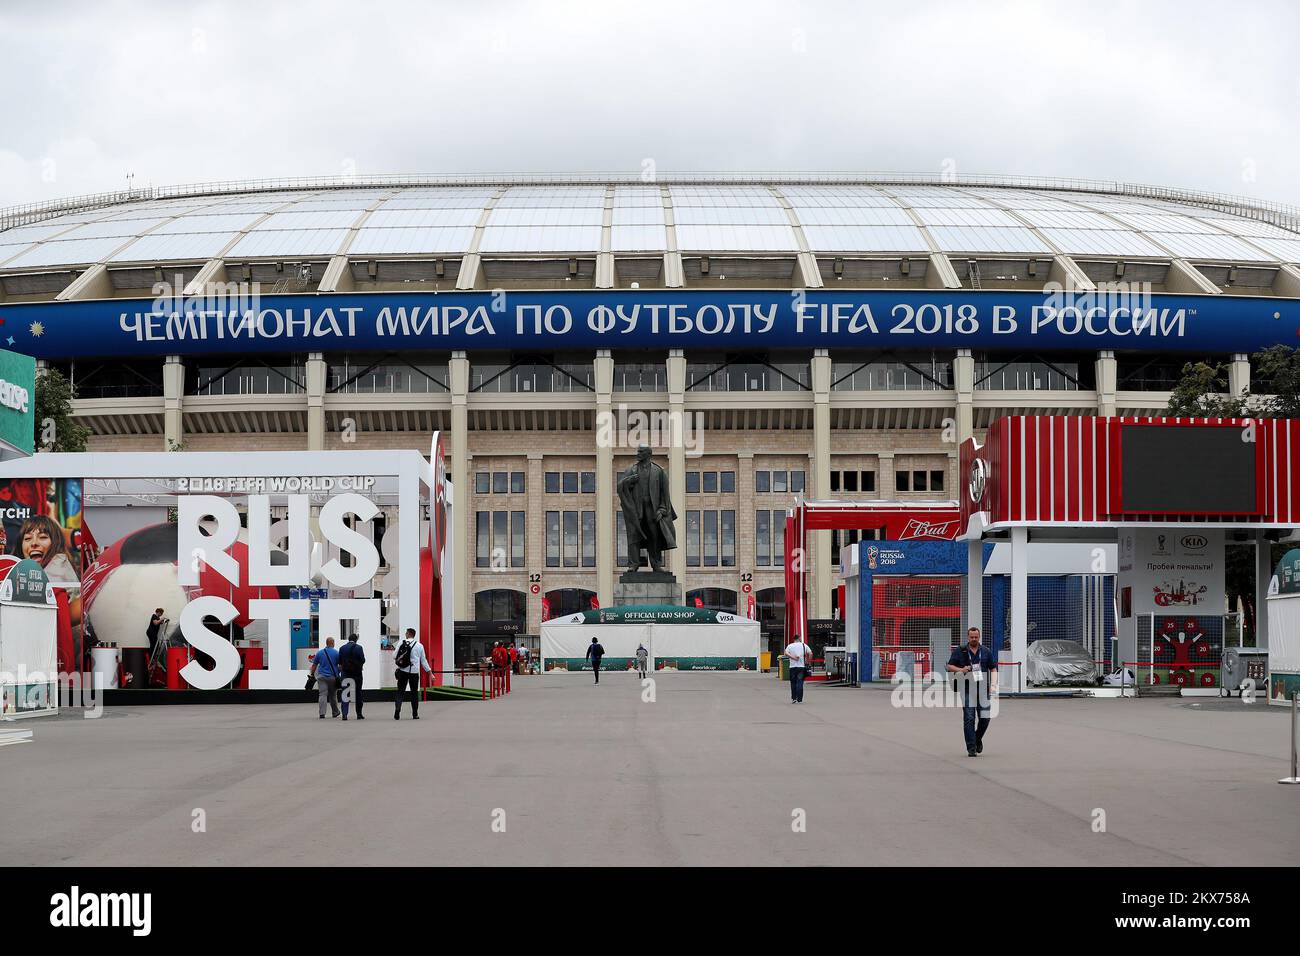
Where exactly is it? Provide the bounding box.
[0,558,59,718]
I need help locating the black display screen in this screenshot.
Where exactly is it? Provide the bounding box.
[1120,424,1258,513]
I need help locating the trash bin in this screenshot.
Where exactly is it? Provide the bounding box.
[778,655,790,681]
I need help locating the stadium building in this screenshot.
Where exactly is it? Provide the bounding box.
[2,172,1299,659]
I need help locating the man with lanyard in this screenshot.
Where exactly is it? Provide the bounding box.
[946,626,998,756]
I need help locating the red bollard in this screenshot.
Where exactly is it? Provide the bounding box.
[505,665,511,694]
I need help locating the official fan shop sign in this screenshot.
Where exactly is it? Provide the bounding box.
[177,491,383,691]
[2,289,1299,359]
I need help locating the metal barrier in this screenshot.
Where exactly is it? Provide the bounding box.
[1281,694,1300,785]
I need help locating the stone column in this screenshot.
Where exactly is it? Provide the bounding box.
[449,351,471,620]
[811,348,832,618]
[953,348,974,446]
[1096,350,1118,417]
[163,355,185,449]
[306,351,326,450]
[595,350,615,606]
[667,349,687,582]
[1228,353,1251,402]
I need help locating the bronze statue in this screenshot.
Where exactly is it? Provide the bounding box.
[617,445,677,573]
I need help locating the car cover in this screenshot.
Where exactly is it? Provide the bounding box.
[1026,639,1099,686]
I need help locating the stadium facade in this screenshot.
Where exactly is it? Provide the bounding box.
[2,172,1299,656]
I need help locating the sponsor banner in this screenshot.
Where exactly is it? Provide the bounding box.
[0,349,34,456]
[2,289,1298,359]
[577,605,749,625]
[543,657,635,672]
[654,657,758,671]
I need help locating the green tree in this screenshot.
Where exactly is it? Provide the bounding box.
[1164,359,1247,417]
[33,367,90,452]
[1166,347,1300,644]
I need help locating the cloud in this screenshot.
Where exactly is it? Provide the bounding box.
[1,0,1297,207]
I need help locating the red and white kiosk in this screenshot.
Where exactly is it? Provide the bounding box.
[960,415,1300,684]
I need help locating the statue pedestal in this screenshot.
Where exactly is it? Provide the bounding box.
[615,571,683,608]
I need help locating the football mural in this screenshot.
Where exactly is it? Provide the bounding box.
[1151,615,1223,688]
[81,523,291,686]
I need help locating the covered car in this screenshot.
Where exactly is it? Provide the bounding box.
[1026,639,1099,686]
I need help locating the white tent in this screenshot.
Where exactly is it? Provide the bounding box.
[541,609,760,672]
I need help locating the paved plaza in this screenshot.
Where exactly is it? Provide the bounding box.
[3,674,1296,867]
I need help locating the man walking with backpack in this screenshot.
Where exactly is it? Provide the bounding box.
[394,628,431,720]
[585,636,605,684]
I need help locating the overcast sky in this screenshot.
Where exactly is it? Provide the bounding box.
[2,0,1297,207]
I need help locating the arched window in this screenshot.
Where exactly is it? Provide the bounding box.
[686,587,738,613]
[544,588,598,618]
[474,589,526,623]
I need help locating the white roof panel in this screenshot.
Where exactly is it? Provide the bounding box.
[364,208,482,229]
[611,204,665,226]
[1154,232,1274,261]
[225,229,350,257]
[675,223,799,251]
[1247,237,1300,263]
[110,232,241,262]
[150,213,264,234]
[928,225,1052,254]
[912,207,1023,228]
[1037,228,1168,257]
[477,224,603,253]
[488,206,603,227]
[801,224,929,252]
[1011,208,1122,230]
[0,235,129,268]
[0,221,83,245]
[673,205,789,226]
[610,223,668,251]
[251,210,362,231]
[348,226,475,255]
[62,216,171,240]
[786,204,912,226]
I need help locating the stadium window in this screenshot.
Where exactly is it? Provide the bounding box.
[755,470,770,493]
[756,510,771,567]
[545,472,560,494]
[582,511,596,567]
[686,472,701,494]
[829,471,841,493]
[790,471,805,494]
[721,510,735,567]
[720,471,736,493]
[862,471,876,493]
[492,471,508,495]
[476,511,490,567]
[510,511,525,568]
[580,471,595,494]
[475,472,490,495]
[774,515,785,565]
[510,472,525,494]
[545,511,560,567]
[703,471,718,494]
[703,510,719,567]
[913,470,928,492]
[930,469,945,492]
[686,511,701,567]
[772,471,788,494]
[563,511,578,567]
[563,472,579,495]
[896,470,909,492]
[844,470,859,493]
[492,511,508,565]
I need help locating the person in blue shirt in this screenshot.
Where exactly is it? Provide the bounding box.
[585,637,605,684]
[312,637,342,719]
[337,633,366,720]
[946,626,998,757]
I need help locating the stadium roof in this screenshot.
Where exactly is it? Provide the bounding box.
[3,173,1300,271]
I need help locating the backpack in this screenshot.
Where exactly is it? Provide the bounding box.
[395,639,415,669]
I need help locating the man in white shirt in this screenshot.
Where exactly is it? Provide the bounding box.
[784,638,812,703]
[394,627,432,720]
